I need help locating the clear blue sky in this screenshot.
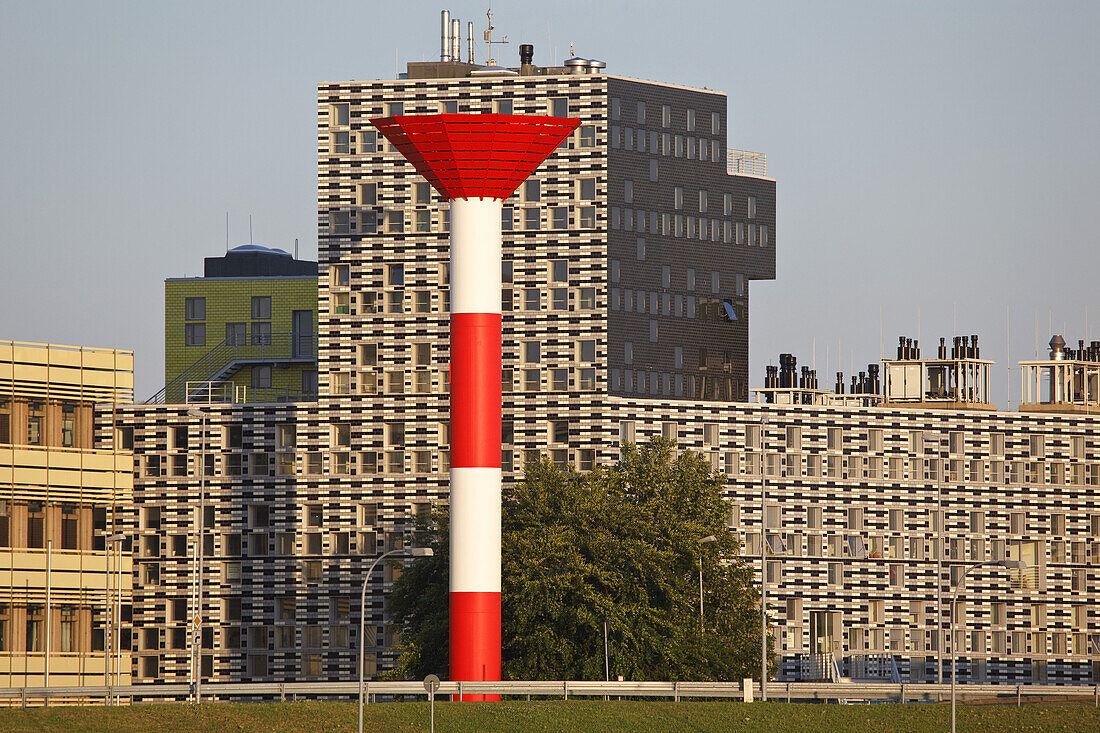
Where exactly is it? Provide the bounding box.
[2,0,1098,401]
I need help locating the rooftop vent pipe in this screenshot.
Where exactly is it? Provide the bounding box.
[440,10,451,62]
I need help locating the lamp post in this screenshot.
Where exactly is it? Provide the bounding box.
[758,415,769,701]
[359,546,434,733]
[185,407,206,703]
[106,532,125,704]
[697,535,716,633]
[950,559,1025,733]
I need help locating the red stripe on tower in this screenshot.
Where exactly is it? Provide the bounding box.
[372,114,579,701]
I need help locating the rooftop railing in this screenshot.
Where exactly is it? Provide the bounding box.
[728,149,768,177]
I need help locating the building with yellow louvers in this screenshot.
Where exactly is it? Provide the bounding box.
[0,341,133,690]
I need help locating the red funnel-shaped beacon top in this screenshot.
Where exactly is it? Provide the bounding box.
[370,114,580,201]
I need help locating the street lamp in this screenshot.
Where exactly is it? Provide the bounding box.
[185,407,206,704]
[758,415,768,701]
[950,559,1026,733]
[106,532,125,705]
[697,535,716,633]
[359,546,434,733]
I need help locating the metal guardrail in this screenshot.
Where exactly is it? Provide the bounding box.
[183,381,317,405]
[1,680,1098,706]
[728,149,768,177]
[146,333,316,404]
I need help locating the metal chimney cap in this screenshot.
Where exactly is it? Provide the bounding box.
[564,56,588,67]
[1050,335,1066,350]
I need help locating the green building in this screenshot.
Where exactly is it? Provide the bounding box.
[157,245,318,403]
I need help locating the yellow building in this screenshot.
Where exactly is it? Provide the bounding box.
[0,341,134,689]
[158,245,317,404]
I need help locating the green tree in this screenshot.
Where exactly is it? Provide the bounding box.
[386,437,769,681]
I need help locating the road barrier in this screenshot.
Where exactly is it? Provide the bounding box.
[1,680,1098,707]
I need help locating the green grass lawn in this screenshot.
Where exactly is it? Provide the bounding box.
[0,700,1097,732]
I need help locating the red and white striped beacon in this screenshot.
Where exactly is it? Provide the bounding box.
[372,113,579,699]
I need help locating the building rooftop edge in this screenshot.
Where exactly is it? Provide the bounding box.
[318,73,726,97]
[605,394,1100,421]
[0,339,134,358]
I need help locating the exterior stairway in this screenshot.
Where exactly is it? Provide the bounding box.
[145,333,316,404]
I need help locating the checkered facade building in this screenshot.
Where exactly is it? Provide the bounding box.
[100,62,1098,687]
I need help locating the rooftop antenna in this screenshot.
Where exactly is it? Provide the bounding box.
[249,214,253,246]
[1006,304,1010,410]
[225,212,229,252]
[484,5,507,66]
[294,238,299,260]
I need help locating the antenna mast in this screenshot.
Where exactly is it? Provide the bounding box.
[484,6,508,66]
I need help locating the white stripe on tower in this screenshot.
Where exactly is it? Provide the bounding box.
[450,198,503,314]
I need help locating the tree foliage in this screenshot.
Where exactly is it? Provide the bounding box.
[386,438,768,681]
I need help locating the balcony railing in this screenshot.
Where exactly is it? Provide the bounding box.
[183,381,318,405]
[728,149,768,177]
[146,333,316,404]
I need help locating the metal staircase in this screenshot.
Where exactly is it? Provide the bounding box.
[145,333,316,404]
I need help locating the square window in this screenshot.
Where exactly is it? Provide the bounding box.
[552,97,568,118]
[524,208,540,230]
[579,125,596,147]
[552,288,568,310]
[251,322,271,345]
[358,182,377,205]
[251,296,272,320]
[185,323,205,347]
[551,206,568,229]
[360,130,377,153]
[524,179,540,202]
[495,98,513,115]
[579,178,596,200]
[501,207,513,230]
[252,365,272,388]
[551,369,568,391]
[388,264,404,287]
[414,209,430,232]
[332,103,349,126]
[225,322,246,345]
[579,206,595,228]
[185,297,206,321]
[523,369,541,391]
[524,288,540,311]
[524,342,541,364]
